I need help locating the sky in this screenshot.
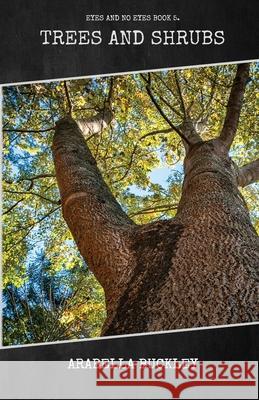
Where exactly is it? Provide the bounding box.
[129,162,183,196]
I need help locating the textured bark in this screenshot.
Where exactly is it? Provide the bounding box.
[52,117,135,319]
[53,117,259,336]
[104,139,259,334]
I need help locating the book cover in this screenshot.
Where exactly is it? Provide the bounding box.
[0,0,258,398]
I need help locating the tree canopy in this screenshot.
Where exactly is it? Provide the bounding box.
[2,63,259,345]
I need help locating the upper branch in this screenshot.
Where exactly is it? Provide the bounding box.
[113,127,174,184]
[76,78,114,141]
[3,127,54,134]
[237,158,259,187]
[145,82,191,146]
[3,199,24,215]
[179,118,202,151]
[143,73,202,150]
[219,63,250,149]
[174,70,186,117]
[76,108,113,140]
[4,189,60,205]
[63,81,72,115]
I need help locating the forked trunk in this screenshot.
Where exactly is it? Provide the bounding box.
[53,118,259,336]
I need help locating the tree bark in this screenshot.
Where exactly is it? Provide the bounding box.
[53,117,259,336]
[52,116,135,321]
[103,139,259,335]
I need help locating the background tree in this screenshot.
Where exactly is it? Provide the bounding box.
[3,250,105,345]
[2,63,259,342]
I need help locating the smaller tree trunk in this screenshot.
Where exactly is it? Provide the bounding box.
[52,117,135,319]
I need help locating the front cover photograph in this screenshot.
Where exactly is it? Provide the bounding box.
[2,63,259,343]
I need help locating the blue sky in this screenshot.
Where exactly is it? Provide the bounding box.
[129,162,183,196]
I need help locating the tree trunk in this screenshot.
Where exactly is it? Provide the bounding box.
[53,118,259,336]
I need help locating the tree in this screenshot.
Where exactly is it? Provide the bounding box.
[3,251,105,345]
[3,63,259,340]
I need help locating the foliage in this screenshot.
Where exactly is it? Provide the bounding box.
[3,251,105,345]
[2,63,259,345]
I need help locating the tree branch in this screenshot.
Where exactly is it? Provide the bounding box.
[76,108,113,140]
[179,118,202,150]
[219,63,250,149]
[3,198,24,215]
[174,70,186,116]
[6,206,61,252]
[238,158,259,187]
[145,83,191,146]
[4,189,60,205]
[76,79,114,141]
[63,81,72,115]
[143,73,202,150]
[129,203,178,218]
[3,127,54,133]
[5,173,55,185]
[107,77,114,104]
[152,74,183,117]
[113,127,174,184]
